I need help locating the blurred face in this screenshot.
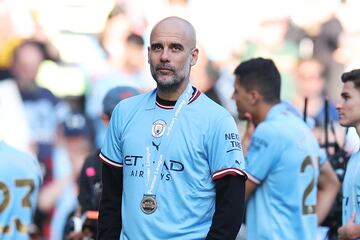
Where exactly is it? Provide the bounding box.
[336,81,360,128]
[124,41,145,70]
[295,60,325,97]
[12,44,43,85]
[102,14,131,58]
[232,77,253,120]
[148,19,198,91]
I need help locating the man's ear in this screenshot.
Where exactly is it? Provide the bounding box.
[147,46,150,63]
[248,89,261,105]
[101,114,110,127]
[190,48,199,66]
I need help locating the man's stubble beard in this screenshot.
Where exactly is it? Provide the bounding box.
[155,76,184,92]
[151,69,186,93]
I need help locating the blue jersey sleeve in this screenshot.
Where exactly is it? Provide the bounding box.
[207,115,246,180]
[100,104,124,167]
[245,123,279,184]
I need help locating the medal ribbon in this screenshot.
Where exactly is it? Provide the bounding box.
[145,82,192,195]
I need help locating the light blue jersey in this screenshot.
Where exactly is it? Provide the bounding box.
[0,141,42,240]
[100,87,246,239]
[342,150,360,225]
[245,103,321,240]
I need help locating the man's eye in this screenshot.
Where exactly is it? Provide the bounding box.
[171,45,183,51]
[151,45,162,50]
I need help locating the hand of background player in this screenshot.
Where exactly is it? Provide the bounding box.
[338,213,360,240]
[241,112,255,155]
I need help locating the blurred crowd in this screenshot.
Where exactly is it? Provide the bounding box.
[1,0,360,239]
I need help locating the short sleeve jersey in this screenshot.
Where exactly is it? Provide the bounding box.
[0,141,42,240]
[100,87,246,239]
[245,103,321,240]
[342,150,360,225]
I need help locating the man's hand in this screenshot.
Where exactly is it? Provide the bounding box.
[338,213,360,240]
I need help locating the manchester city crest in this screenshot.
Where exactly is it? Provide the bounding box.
[152,119,166,138]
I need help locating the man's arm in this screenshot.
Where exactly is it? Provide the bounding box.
[97,162,123,240]
[317,161,340,224]
[206,174,246,240]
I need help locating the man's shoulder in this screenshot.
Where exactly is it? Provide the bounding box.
[195,93,232,117]
[255,119,281,137]
[0,142,32,161]
[118,91,152,108]
[0,142,42,179]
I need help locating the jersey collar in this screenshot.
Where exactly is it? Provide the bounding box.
[155,86,201,109]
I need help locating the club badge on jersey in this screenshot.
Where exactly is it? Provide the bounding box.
[152,119,167,138]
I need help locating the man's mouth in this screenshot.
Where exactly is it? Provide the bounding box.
[157,68,173,75]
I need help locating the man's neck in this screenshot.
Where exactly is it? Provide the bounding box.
[356,124,360,138]
[253,102,277,126]
[157,90,182,101]
[157,80,189,101]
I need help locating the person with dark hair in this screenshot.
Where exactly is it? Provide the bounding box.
[232,57,339,239]
[337,69,360,240]
[98,16,246,240]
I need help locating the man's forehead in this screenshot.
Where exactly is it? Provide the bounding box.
[342,81,360,95]
[150,33,186,44]
[344,81,355,90]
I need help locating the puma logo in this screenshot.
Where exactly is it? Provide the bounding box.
[152,141,160,151]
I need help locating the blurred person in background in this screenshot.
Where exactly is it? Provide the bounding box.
[336,69,360,240]
[0,139,42,240]
[287,0,344,104]
[232,58,339,239]
[64,86,140,240]
[239,11,299,102]
[37,112,93,240]
[291,58,342,145]
[9,39,61,171]
[86,4,153,149]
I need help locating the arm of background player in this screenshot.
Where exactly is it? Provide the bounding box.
[206,174,246,240]
[316,161,340,224]
[97,162,123,240]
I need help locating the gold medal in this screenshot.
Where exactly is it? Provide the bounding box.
[140,195,157,214]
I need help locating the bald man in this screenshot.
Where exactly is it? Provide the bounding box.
[98,17,247,240]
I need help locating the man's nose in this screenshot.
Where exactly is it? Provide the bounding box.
[160,49,169,62]
[335,102,342,110]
